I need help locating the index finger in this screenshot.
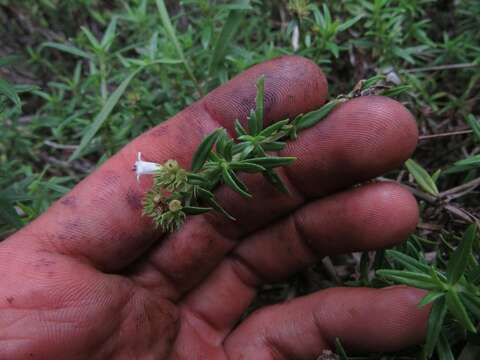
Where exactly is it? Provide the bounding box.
[5,55,328,272]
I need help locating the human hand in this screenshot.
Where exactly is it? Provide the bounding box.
[0,56,428,359]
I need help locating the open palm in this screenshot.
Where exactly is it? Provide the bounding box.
[0,56,428,359]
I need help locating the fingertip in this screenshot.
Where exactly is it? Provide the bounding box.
[282,95,418,197]
[318,286,429,352]
[350,95,418,161]
[367,182,419,245]
[203,55,328,131]
[376,286,430,343]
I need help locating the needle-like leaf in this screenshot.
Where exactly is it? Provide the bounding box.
[191,129,224,171]
[447,224,477,284]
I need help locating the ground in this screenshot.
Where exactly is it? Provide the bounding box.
[0,1,479,358]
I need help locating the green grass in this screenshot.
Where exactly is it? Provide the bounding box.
[1,0,480,358]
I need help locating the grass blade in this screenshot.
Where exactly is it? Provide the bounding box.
[425,297,448,356]
[41,42,93,59]
[437,331,455,360]
[376,270,439,289]
[69,67,143,161]
[385,249,430,272]
[445,154,480,174]
[0,78,21,108]
[466,114,480,143]
[447,224,477,284]
[405,158,439,196]
[81,26,101,49]
[446,290,477,333]
[154,0,203,96]
[208,1,250,75]
[101,17,117,50]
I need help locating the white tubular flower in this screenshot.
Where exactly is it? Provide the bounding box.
[133,152,162,182]
[292,24,300,52]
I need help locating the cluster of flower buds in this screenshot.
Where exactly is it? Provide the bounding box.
[135,153,189,231]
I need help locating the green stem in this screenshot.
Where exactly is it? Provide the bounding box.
[155,0,204,97]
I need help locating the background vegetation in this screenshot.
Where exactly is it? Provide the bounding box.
[1,0,479,358]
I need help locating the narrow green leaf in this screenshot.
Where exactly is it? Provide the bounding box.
[191,129,224,171]
[229,161,266,173]
[425,297,448,356]
[376,270,439,290]
[405,158,439,196]
[234,119,248,137]
[381,84,413,97]
[100,17,117,50]
[447,224,477,284]
[0,55,21,67]
[148,32,159,60]
[337,14,363,31]
[436,331,455,360]
[259,119,290,137]
[334,338,350,360]
[81,26,101,49]
[263,169,289,194]
[155,0,203,96]
[255,75,265,132]
[446,290,477,333]
[186,173,210,187]
[222,168,251,198]
[41,42,93,59]
[446,154,480,174]
[183,206,212,215]
[208,2,249,74]
[419,291,445,308]
[0,78,21,108]
[431,169,442,183]
[196,187,215,199]
[361,74,385,89]
[215,130,234,161]
[261,141,286,151]
[460,291,480,319]
[218,2,252,10]
[248,109,258,135]
[295,100,339,131]
[466,114,480,143]
[248,156,296,168]
[385,249,430,273]
[197,188,236,221]
[69,67,143,161]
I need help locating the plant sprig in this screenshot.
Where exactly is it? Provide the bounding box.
[377,224,480,358]
[136,75,404,232]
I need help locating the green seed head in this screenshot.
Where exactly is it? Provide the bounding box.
[165,159,179,171]
[168,199,182,212]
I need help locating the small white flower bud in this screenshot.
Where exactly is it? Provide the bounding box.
[133,152,162,182]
